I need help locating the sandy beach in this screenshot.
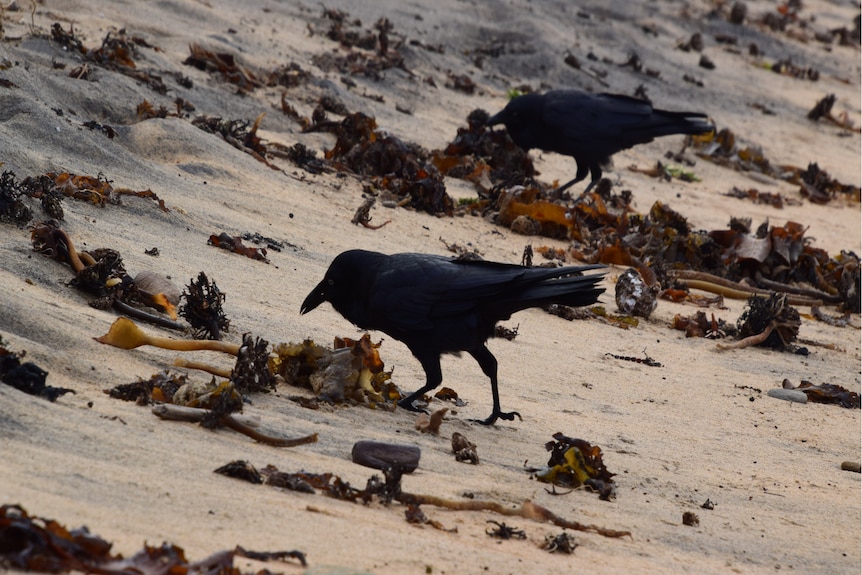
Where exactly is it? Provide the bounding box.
[0,1,860,574]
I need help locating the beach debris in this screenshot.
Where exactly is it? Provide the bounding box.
[415,407,447,434]
[0,337,73,401]
[779,379,860,409]
[671,311,734,339]
[192,113,280,169]
[30,222,183,328]
[702,499,716,510]
[49,24,170,94]
[494,324,519,341]
[309,9,410,80]
[154,402,318,447]
[767,388,808,404]
[184,43,263,92]
[542,531,578,554]
[807,94,859,132]
[273,335,396,407]
[16,171,168,212]
[615,266,659,318]
[217,460,631,538]
[486,520,526,540]
[723,186,801,209]
[179,272,230,340]
[530,433,616,500]
[231,333,277,393]
[434,386,466,406]
[452,432,480,464]
[434,108,536,196]
[106,370,188,405]
[716,294,800,351]
[352,195,391,229]
[405,504,456,532]
[546,304,639,329]
[97,317,240,354]
[107,370,315,446]
[841,461,861,473]
[306,111,454,215]
[682,511,700,526]
[0,503,306,572]
[605,351,663,367]
[627,161,700,183]
[208,232,270,262]
[133,271,180,319]
[213,460,263,483]
[352,440,421,473]
[690,127,860,203]
[0,171,33,224]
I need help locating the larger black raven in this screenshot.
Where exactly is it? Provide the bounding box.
[487,89,713,193]
[301,250,605,424]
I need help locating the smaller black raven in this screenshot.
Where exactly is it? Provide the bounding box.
[487,89,714,193]
[301,250,605,424]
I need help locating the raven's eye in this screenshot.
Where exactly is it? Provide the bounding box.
[327,279,335,286]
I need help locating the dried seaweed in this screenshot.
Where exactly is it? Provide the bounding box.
[690,127,860,204]
[184,43,262,92]
[309,10,410,80]
[0,170,32,224]
[308,111,454,215]
[231,333,277,393]
[452,432,480,464]
[532,433,616,500]
[106,370,187,405]
[0,504,306,573]
[30,222,181,328]
[724,186,801,208]
[193,113,277,168]
[434,108,537,194]
[725,294,801,351]
[486,520,526,539]
[50,24,168,93]
[0,337,73,401]
[218,460,630,538]
[272,334,397,407]
[671,311,735,339]
[179,272,230,340]
[782,379,860,409]
[208,232,269,262]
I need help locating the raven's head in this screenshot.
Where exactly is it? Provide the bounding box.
[300,249,379,316]
[486,92,544,150]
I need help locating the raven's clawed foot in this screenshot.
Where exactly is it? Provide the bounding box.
[397,397,429,414]
[472,410,522,426]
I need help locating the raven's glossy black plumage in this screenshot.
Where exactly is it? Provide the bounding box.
[487,89,713,193]
[301,250,605,424]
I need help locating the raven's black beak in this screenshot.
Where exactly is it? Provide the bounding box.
[486,110,505,127]
[300,281,327,315]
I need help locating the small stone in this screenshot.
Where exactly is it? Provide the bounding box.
[352,440,420,473]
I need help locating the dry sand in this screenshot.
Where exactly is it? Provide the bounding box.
[0,1,860,574]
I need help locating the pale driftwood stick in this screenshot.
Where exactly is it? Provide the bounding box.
[152,403,260,427]
[715,321,776,351]
[173,358,233,378]
[152,404,318,447]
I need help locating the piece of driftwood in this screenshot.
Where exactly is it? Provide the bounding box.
[152,404,260,427]
[152,404,318,447]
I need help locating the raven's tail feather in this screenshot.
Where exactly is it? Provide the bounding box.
[645,110,714,138]
[503,267,606,315]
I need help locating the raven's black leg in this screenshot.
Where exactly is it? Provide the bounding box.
[397,352,443,413]
[583,163,604,194]
[469,345,521,425]
[555,161,590,195]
